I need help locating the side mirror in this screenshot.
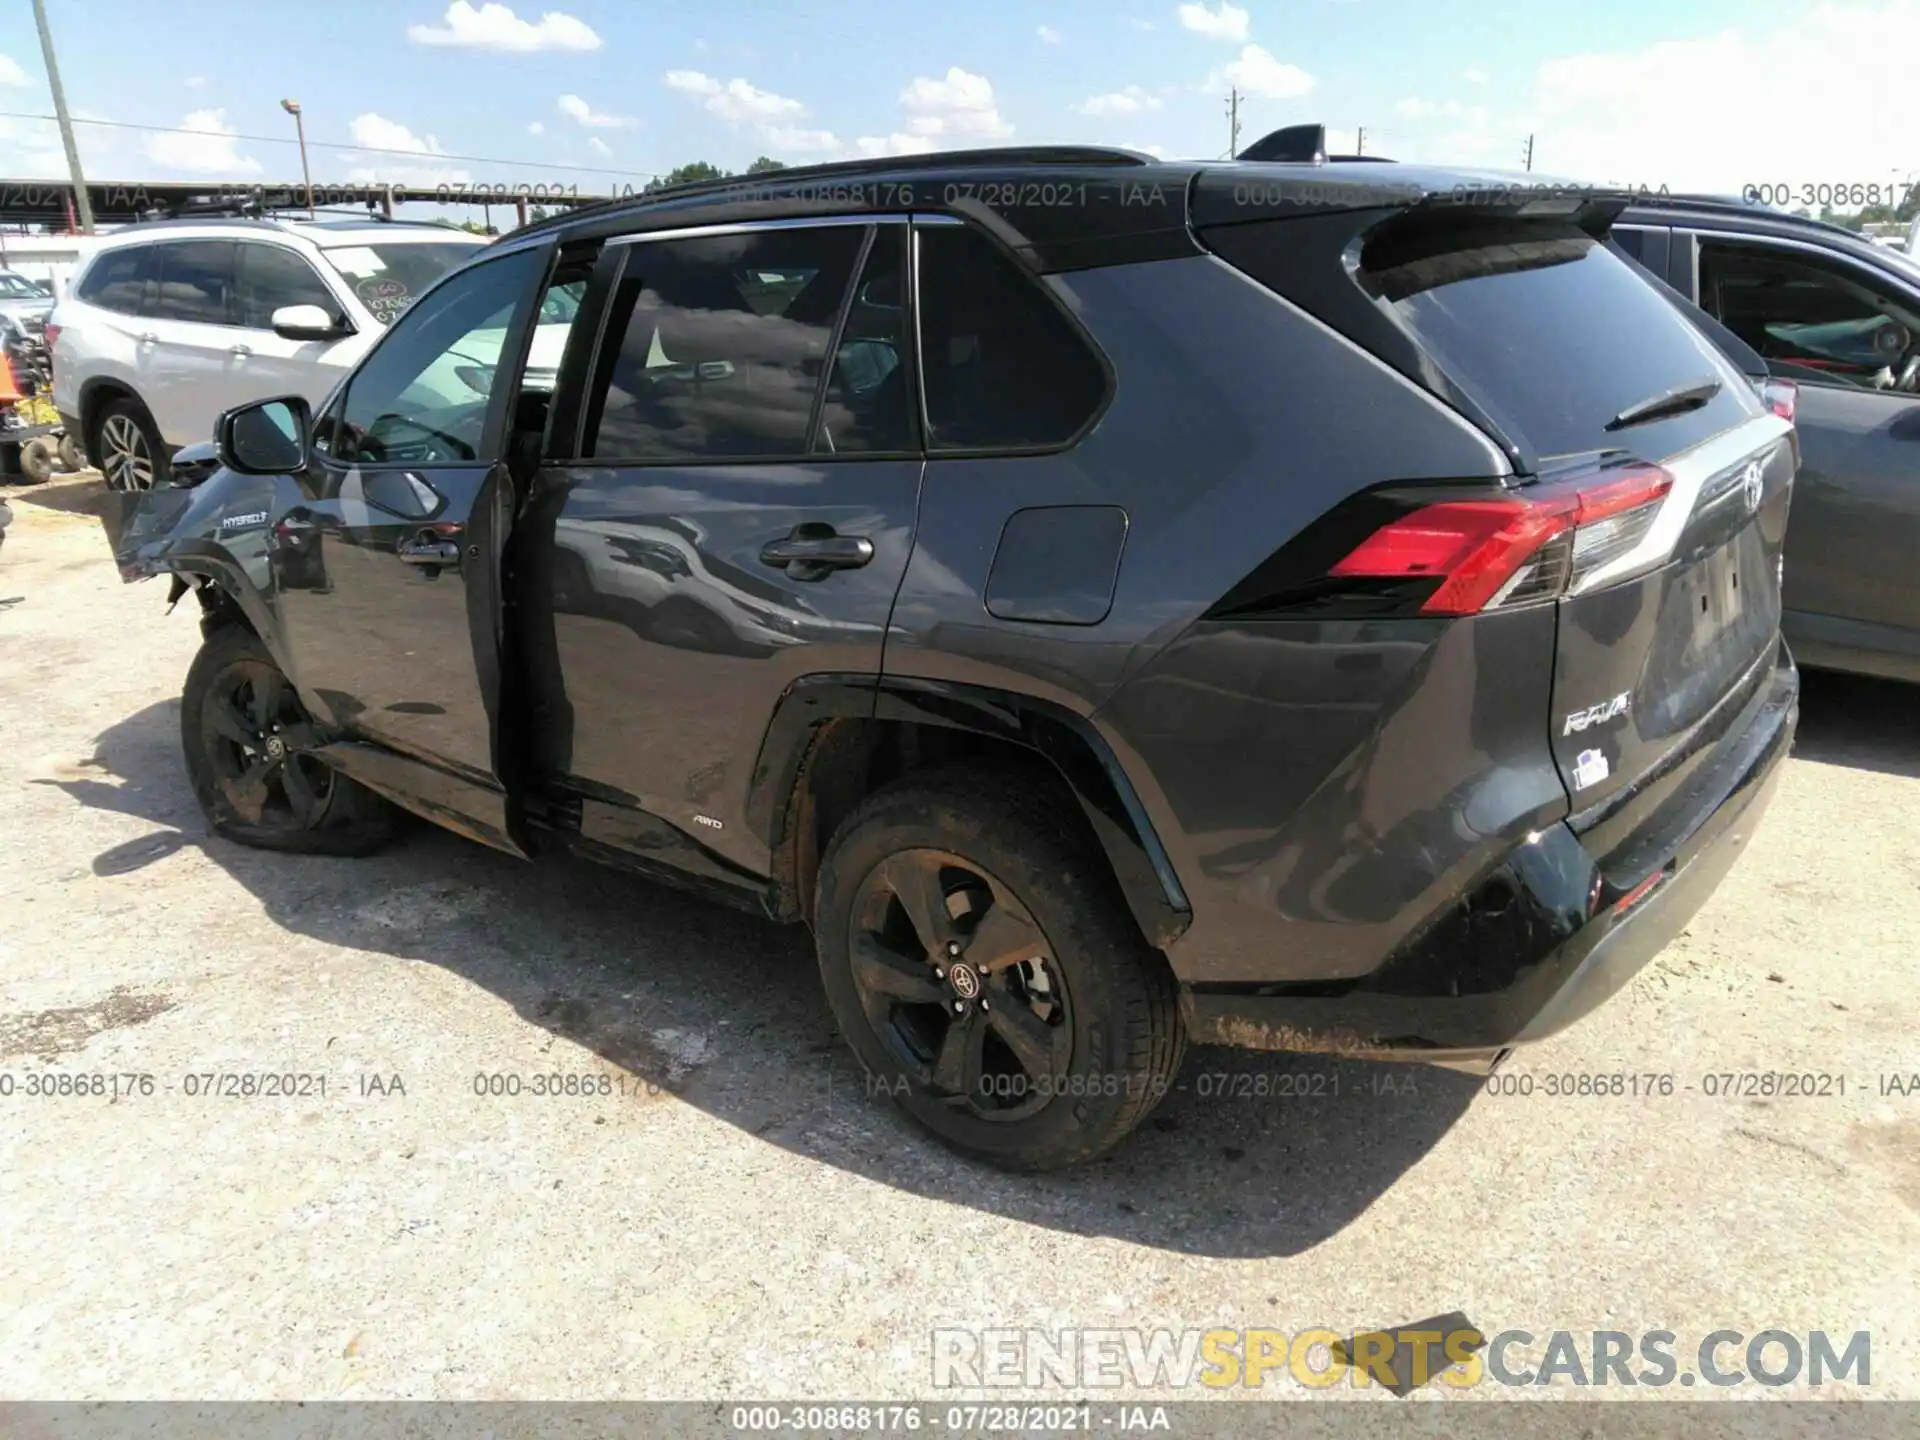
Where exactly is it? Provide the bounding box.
[216,396,312,475]
[271,304,349,342]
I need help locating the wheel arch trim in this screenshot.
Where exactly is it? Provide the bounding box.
[746,673,1192,949]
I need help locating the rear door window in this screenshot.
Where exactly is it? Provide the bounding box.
[915,223,1107,451]
[1698,240,1920,391]
[77,245,155,315]
[813,227,916,454]
[149,241,237,325]
[235,243,341,329]
[1361,218,1754,461]
[582,225,866,462]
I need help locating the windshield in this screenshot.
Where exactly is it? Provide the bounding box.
[319,242,485,325]
[0,273,44,299]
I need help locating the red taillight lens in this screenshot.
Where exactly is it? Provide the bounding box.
[1329,462,1674,616]
[1760,378,1796,423]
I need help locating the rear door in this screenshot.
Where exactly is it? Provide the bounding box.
[518,218,922,876]
[1690,234,1920,655]
[143,240,242,446]
[272,242,555,854]
[1359,217,1791,813]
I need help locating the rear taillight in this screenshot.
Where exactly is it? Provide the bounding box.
[1329,461,1674,616]
[1759,378,1796,424]
[41,321,60,353]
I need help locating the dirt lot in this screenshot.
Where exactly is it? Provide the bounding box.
[1,474,1917,1405]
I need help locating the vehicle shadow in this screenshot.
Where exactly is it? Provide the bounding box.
[1791,667,1920,780]
[45,698,1487,1260]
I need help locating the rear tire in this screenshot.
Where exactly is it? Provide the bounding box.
[814,765,1185,1171]
[181,626,398,856]
[93,397,169,492]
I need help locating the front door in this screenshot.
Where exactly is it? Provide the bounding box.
[273,243,554,854]
[519,219,923,877]
[1695,237,1920,655]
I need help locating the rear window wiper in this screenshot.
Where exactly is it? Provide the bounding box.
[1606,376,1723,431]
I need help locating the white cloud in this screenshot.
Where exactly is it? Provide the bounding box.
[527,120,545,135]
[1208,44,1314,100]
[1520,1,1920,191]
[1037,24,1063,42]
[664,69,805,123]
[762,124,843,154]
[1126,142,1169,159]
[1463,66,1489,84]
[1177,1,1250,41]
[1396,97,1463,119]
[665,69,845,156]
[406,2,600,53]
[586,136,612,157]
[1077,85,1164,118]
[145,109,260,175]
[0,54,30,86]
[854,133,936,158]
[1123,15,1157,28]
[558,93,636,128]
[898,66,1012,140]
[183,75,207,90]
[344,112,470,186]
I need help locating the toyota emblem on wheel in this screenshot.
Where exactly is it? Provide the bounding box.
[948,962,981,999]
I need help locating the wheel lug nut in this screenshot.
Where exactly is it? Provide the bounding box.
[946,941,962,958]
[933,967,945,981]
[979,998,990,1011]
[952,1000,966,1014]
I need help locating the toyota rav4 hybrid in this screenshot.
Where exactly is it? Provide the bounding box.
[101,146,1799,1170]
[49,218,492,491]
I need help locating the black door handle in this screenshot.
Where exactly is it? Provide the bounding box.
[760,524,874,581]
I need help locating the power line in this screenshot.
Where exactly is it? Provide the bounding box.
[0,110,665,181]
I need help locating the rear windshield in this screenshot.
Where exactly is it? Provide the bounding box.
[1361,218,1755,461]
[320,242,483,324]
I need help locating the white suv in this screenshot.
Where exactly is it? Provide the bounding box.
[50,218,489,489]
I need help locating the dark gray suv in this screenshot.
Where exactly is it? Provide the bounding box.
[1615,195,1920,682]
[104,146,1797,1169]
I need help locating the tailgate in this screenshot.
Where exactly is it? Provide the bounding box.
[1551,419,1794,809]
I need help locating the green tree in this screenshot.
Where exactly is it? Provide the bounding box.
[746,155,786,173]
[643,161,729,194]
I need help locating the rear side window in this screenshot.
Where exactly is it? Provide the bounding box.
[150,242,237,325]
[235,243,340,329]
[583,225,865,462]
[1361,218,1752,460]
[1698,241,1920,391]
[76,245,154,315]
[916,225,1106,451]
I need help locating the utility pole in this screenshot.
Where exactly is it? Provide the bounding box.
[30,0,94,233]
[1523,134,1535,172]
[1225,87,1241,157]
[1355,126,1365,157]
[281,99,315,217]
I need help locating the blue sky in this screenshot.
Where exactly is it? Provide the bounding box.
[2,0,1915,203]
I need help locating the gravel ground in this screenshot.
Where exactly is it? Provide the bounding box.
[1,475,1916,1407]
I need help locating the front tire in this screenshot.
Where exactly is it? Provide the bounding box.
[94,397,169,492]
[814,766,1185,1171]
[181,626,398,856]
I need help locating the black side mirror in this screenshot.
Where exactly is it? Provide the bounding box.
[216,396,312,475]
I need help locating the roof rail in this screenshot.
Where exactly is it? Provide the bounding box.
[507,144,1156,241]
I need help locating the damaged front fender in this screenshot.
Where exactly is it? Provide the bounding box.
[96,449,287,649]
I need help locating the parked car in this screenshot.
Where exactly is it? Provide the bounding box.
[0,268,54,333]
[1613,196,1920,682]
[49,218,490,491]
[101,144,1797,1169]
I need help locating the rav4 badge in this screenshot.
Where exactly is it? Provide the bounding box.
[1564,692,1632,735]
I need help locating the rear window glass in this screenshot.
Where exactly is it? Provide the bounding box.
[321,242,482,324]
[1362,219,1754,461]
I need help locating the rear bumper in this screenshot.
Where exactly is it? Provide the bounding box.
[1183,645,1798,1059]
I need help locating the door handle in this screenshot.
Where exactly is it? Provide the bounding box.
[230,344,252,358]
[397,537,461,567]
[136,333,158,345]
[760,524,874,581]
